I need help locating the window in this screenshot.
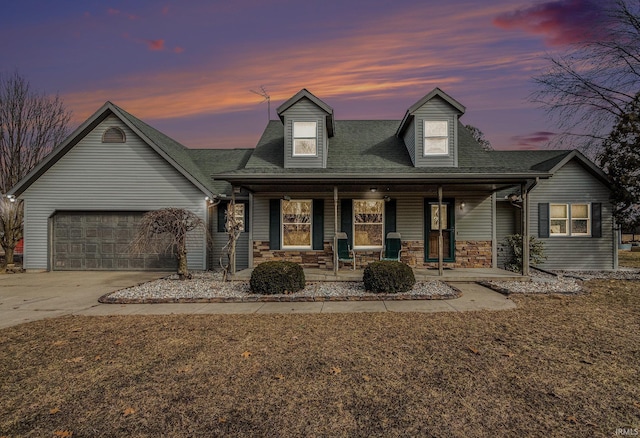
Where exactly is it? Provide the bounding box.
[570,204,590,235]
[353,200,384,248]
[550,204,568,235]
[550,203,590,236]
[102,127,126,143]
[227,203,245,232]
[282,200,312,248]
[293,121,317,156]
[430,204,448,230]
[424,121,448,155]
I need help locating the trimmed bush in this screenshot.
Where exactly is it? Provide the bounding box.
[363,261,416,293]
[250,261,306,295]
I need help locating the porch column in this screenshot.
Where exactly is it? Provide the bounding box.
[333,186,338,276]
[231,189,236,275]
[521,182,530,276]
[438,185,444,276]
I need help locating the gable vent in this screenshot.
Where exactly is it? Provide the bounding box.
[102,127,126,143]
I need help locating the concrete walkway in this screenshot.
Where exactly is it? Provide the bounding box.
[0,272,516,329]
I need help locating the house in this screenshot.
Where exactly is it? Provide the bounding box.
[7,88,617,273]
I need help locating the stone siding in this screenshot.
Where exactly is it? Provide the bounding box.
[253,241,334,269]
[253,240,492,269]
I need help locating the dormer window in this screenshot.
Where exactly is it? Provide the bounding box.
[424,121,448,155]
[293,121,317,156]
[102,127,126,143]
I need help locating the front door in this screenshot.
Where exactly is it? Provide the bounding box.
[425,199,455,262]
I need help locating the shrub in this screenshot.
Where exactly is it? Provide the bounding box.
[250,261,306,295]
[503,234,546,273]
[363,261,415,293]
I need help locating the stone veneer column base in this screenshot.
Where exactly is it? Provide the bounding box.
[252,240,492,270]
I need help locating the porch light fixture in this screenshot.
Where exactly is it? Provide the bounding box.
[370,187,377,193]
[283,195,291,201]
[383,195,391,202]
[6,194,16,203]
[460,201,465,209]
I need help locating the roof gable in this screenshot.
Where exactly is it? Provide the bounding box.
[397,88,466,137]
[9,102,216,197]
[276,88,335,137]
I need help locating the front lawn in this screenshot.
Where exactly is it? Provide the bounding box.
[1,280,639,437]
[620,249,640,268]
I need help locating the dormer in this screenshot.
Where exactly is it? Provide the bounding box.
[396,88,465,168]
[277,89,335,169]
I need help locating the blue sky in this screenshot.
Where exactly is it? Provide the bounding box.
[0,0,606,150]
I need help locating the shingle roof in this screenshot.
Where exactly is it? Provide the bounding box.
[187,148,253,194]
[224,120,573,177]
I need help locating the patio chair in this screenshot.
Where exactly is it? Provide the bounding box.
[334,232,356,270]
[380,232,402,262]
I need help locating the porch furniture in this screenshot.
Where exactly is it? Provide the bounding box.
[380,232,402,262]
[334,232,356,270]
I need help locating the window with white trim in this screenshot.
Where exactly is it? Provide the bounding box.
[550,203,590,236]
[424,120,448,155]
[353,199,384,248]
[293,121,317,156]
[282,200,312,248]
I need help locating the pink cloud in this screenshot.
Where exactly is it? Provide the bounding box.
[174,46,184,54]
[146,39,165,51]
[107,8,120,16]
[510,131,557,149]
[162,5,170,16]
[493,0,606,46]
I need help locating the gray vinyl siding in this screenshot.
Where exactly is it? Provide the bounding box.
[21,115,207,270]
[253,194,335,242]
[496,201,518,269]
[403,118,416,165]
[253,191,493,245]
[529,159,615,270]
[282,98,327,169]
[413,96,458,168]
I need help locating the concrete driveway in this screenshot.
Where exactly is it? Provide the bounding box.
[0,272,516,330]
[0,271,168,329]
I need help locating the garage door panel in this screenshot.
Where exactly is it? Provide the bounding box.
[53,212,175,271]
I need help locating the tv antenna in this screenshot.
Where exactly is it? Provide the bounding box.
[250,85,271,121]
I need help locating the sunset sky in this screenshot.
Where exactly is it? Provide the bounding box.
[1,0,606,150]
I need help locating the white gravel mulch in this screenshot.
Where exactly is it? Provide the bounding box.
[103,268,640,302]
[104,271,459,303]
[486,267,640,295]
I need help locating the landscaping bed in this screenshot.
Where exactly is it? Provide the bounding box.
[100,271,460,303]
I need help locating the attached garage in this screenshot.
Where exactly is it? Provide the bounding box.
[52,212,176,271]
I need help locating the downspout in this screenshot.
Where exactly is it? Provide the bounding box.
[438,185,443,277]
[334,186,338,276]
[521,178,539,276]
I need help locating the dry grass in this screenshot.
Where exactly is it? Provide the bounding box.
[1,281,639,437]
[620,250,640,268]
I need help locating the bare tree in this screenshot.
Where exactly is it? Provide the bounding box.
[0,72,71,267]
[464,124,493,151]
[219,202,242,281]
[531,0,640,154]
[130,208,207,280]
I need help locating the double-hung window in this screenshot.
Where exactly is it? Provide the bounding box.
[353,200,384,248]
[424,121,448,155]
[282,200,312,248]
[550,203,590,236]
[293,121,317,156]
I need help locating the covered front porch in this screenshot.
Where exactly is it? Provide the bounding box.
[232,266,528,283]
